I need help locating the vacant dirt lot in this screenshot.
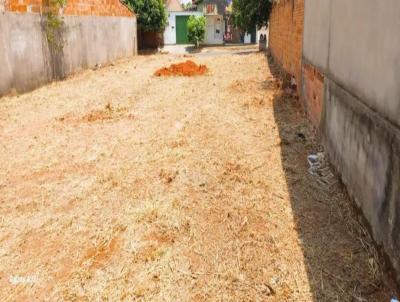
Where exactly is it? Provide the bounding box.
[0,47,395,301]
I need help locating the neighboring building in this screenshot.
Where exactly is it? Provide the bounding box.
[0,0,137,96]
[203,3,224,45]
[201,0,227,16]
[166,0,183,12]
[200,1,233,45]
[163,0,257,46]
[269,0,400,284]
[164,0,203,45]
[164,0,225,45]
[223,6,241,43]
[223,0,255,44]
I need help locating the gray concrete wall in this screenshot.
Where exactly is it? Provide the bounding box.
[0,12,137,96]
[303,0,400,281]
[302,0,331,71]
[322,79,400,281]
[304,0,400,127]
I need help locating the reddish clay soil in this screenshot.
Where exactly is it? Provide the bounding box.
[154,60,208,77]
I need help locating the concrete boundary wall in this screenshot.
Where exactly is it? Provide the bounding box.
[302,0,400,282]
[270,0,400,283]
[0,12,137,96]
[321,78,400,281]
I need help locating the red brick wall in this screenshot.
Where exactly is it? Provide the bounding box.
[269,0,304,91]
[269,0,324,128]
[6,0,133,16]
[302,63,324,126]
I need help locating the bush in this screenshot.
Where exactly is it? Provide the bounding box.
[187,16,206,47]
[125,0,167,32]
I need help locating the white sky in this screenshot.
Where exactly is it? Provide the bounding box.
[180,0,192,4]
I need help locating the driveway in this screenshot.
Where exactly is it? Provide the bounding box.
[0,46,394,301]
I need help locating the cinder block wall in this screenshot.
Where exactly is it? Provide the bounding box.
[269,0,400,284]
[268,0,304,92]
[0,0,137,96]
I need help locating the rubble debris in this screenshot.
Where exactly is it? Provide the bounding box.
[307,152,327,176]
[307,152,337,190]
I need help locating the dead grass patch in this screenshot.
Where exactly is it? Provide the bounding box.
[57,102,133,124]
[0,47,395,301]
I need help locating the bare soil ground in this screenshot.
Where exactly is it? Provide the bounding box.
[0,46,396,301]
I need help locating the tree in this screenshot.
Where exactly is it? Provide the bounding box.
[181,2,192,11]
[125,0,167,32]
[232,0,273,32]
[187,16,206,47]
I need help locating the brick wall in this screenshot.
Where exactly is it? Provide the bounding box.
[5,0,133,16]
[269,0,304,91]
[302,63,324,126]
[269,0,323,127]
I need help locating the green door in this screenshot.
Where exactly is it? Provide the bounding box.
[176,16,190,44]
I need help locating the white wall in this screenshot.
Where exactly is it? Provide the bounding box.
[164,11,203,45]
[205,15,224,45]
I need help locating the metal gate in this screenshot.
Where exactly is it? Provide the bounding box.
[176,16,190,44]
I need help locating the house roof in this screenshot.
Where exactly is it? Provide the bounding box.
[166,0,183,12]
[202,0,229,15]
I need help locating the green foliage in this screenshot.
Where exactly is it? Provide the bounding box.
[44,0,66,50]
[181,2,192,11]
[187,16,206,47]
[232,0,273,32]
[55,0,67,7]
[125,0,167,32]
[46,13,63,44]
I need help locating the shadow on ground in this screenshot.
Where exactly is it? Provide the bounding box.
[158,44,259,57]
[266,53,395,301]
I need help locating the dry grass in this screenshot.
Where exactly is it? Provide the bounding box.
[0,46,395,301]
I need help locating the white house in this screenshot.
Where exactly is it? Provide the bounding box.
[164,11,204,45]
[163,0,225,45]
[203,4,224,45]
[164,0,203,45]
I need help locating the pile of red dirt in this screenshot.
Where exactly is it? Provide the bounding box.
[154,60,208,77]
